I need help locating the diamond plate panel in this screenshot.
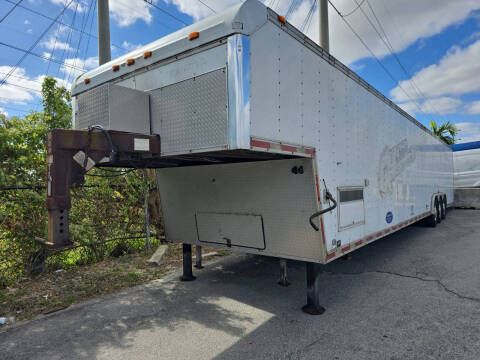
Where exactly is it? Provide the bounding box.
[75,84,109,129]
[150,68,228,155]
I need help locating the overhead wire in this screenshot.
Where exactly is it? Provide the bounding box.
[0,0,23,24]
[0,41,85,71]
[197,0,216,13]
[0,0,75,87]
[301,0,317,32]
[142,0,189,26]
[58,1,79,81]
[361,0,445,120]
[66,0,94,83]
[327,0,427,119]
[3,0,126,51]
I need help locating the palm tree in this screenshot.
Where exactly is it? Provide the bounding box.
[430,120,459,145]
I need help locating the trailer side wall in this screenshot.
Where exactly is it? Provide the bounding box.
[249,21,454,256]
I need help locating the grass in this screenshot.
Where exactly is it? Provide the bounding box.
[0,244,229,322]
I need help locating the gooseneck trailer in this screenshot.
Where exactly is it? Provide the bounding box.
[38,0,454,314]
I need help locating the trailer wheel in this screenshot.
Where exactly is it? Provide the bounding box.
[426,197,439,227]
[435,197,442,224]
[440,196,446,220]
[442,195,447,219]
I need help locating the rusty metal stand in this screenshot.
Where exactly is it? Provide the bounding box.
[181,244,196,281]
[302,262,325,315]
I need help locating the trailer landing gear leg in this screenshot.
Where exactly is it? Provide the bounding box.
[181,244,196,281]
[194,245,203,269]
[278,259,290,286]
[302,262,325,315]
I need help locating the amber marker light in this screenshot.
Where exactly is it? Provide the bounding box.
[189,31,199,40]
[127,58,135,66]
[84,78,90,84]
[112,64,120,71]
[144,51,152,59]
[278,15,286,24]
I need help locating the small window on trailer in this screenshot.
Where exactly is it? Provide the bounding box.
[337,187,365,231]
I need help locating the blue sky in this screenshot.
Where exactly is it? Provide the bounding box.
[0,0,479,142]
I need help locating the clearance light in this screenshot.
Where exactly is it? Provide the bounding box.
[278,15,286,24]
[144,51,152,59]
[127,58,135,66]
[112,64,120,72]
[84,78,90,84]
[189,31,199,40]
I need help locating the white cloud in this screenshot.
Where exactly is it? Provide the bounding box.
[0,107,8,116]
[391,40,480,102]
[398,101,418,116]
[24,19,31,25]
[122,41,144,51]
[466,101,480,114]
[27,28,33,34]
[109,0,154,27]
[0,67,40,104]
[164,0,237,21]
[421,97,462,115]
[41,35,74,52]
[161,0,479,66]
[0,67,71,107]
[50,0,87,13]
[60,56,98,79]
[456,122,480,143]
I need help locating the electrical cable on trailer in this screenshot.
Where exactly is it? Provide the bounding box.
[309,180,337,231]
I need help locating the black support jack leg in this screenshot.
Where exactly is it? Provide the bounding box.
[194,245,204,269]
[181,244,196,282]
[278,259,290,287]
[302,262,325,315]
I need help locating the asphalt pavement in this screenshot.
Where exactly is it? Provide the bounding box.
[1,209,480,359]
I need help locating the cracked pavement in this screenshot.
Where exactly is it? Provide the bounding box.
[1,209,480,359]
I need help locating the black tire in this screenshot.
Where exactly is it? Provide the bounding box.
[442,195,447,219]
[440,195,446,220]
[426,199,438,228]
[435,197,442,224]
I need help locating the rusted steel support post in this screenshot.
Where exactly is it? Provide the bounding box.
[36,128,160,249]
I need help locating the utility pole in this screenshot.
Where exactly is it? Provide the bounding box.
[319,0,329,52]
[97,0,111,65]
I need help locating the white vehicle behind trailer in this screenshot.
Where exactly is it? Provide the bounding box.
[42,0,453,314]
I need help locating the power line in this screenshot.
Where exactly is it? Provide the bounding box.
[286,0,299,18]
[0,0,23,24]
[3,0,126,51]
[350,0,440,123]
[66,0,94,84]
[0,41,85,71]
[301,0,317,32]
[197,0,216,13]
[342,0,366,17]
[361,0,444,119]
[327,0,427,118]
[0,0,75,87]
[58,1,79,81]
[143,0,189,26]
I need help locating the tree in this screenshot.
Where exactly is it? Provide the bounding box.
[430,120,459,145]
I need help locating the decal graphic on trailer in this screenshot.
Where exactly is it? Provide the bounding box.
[386,211,393,224]
[378,139,416,197]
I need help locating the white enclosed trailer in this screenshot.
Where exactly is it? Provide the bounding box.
[68,0,453,313]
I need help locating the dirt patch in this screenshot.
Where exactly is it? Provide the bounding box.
[0,244,229,322]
